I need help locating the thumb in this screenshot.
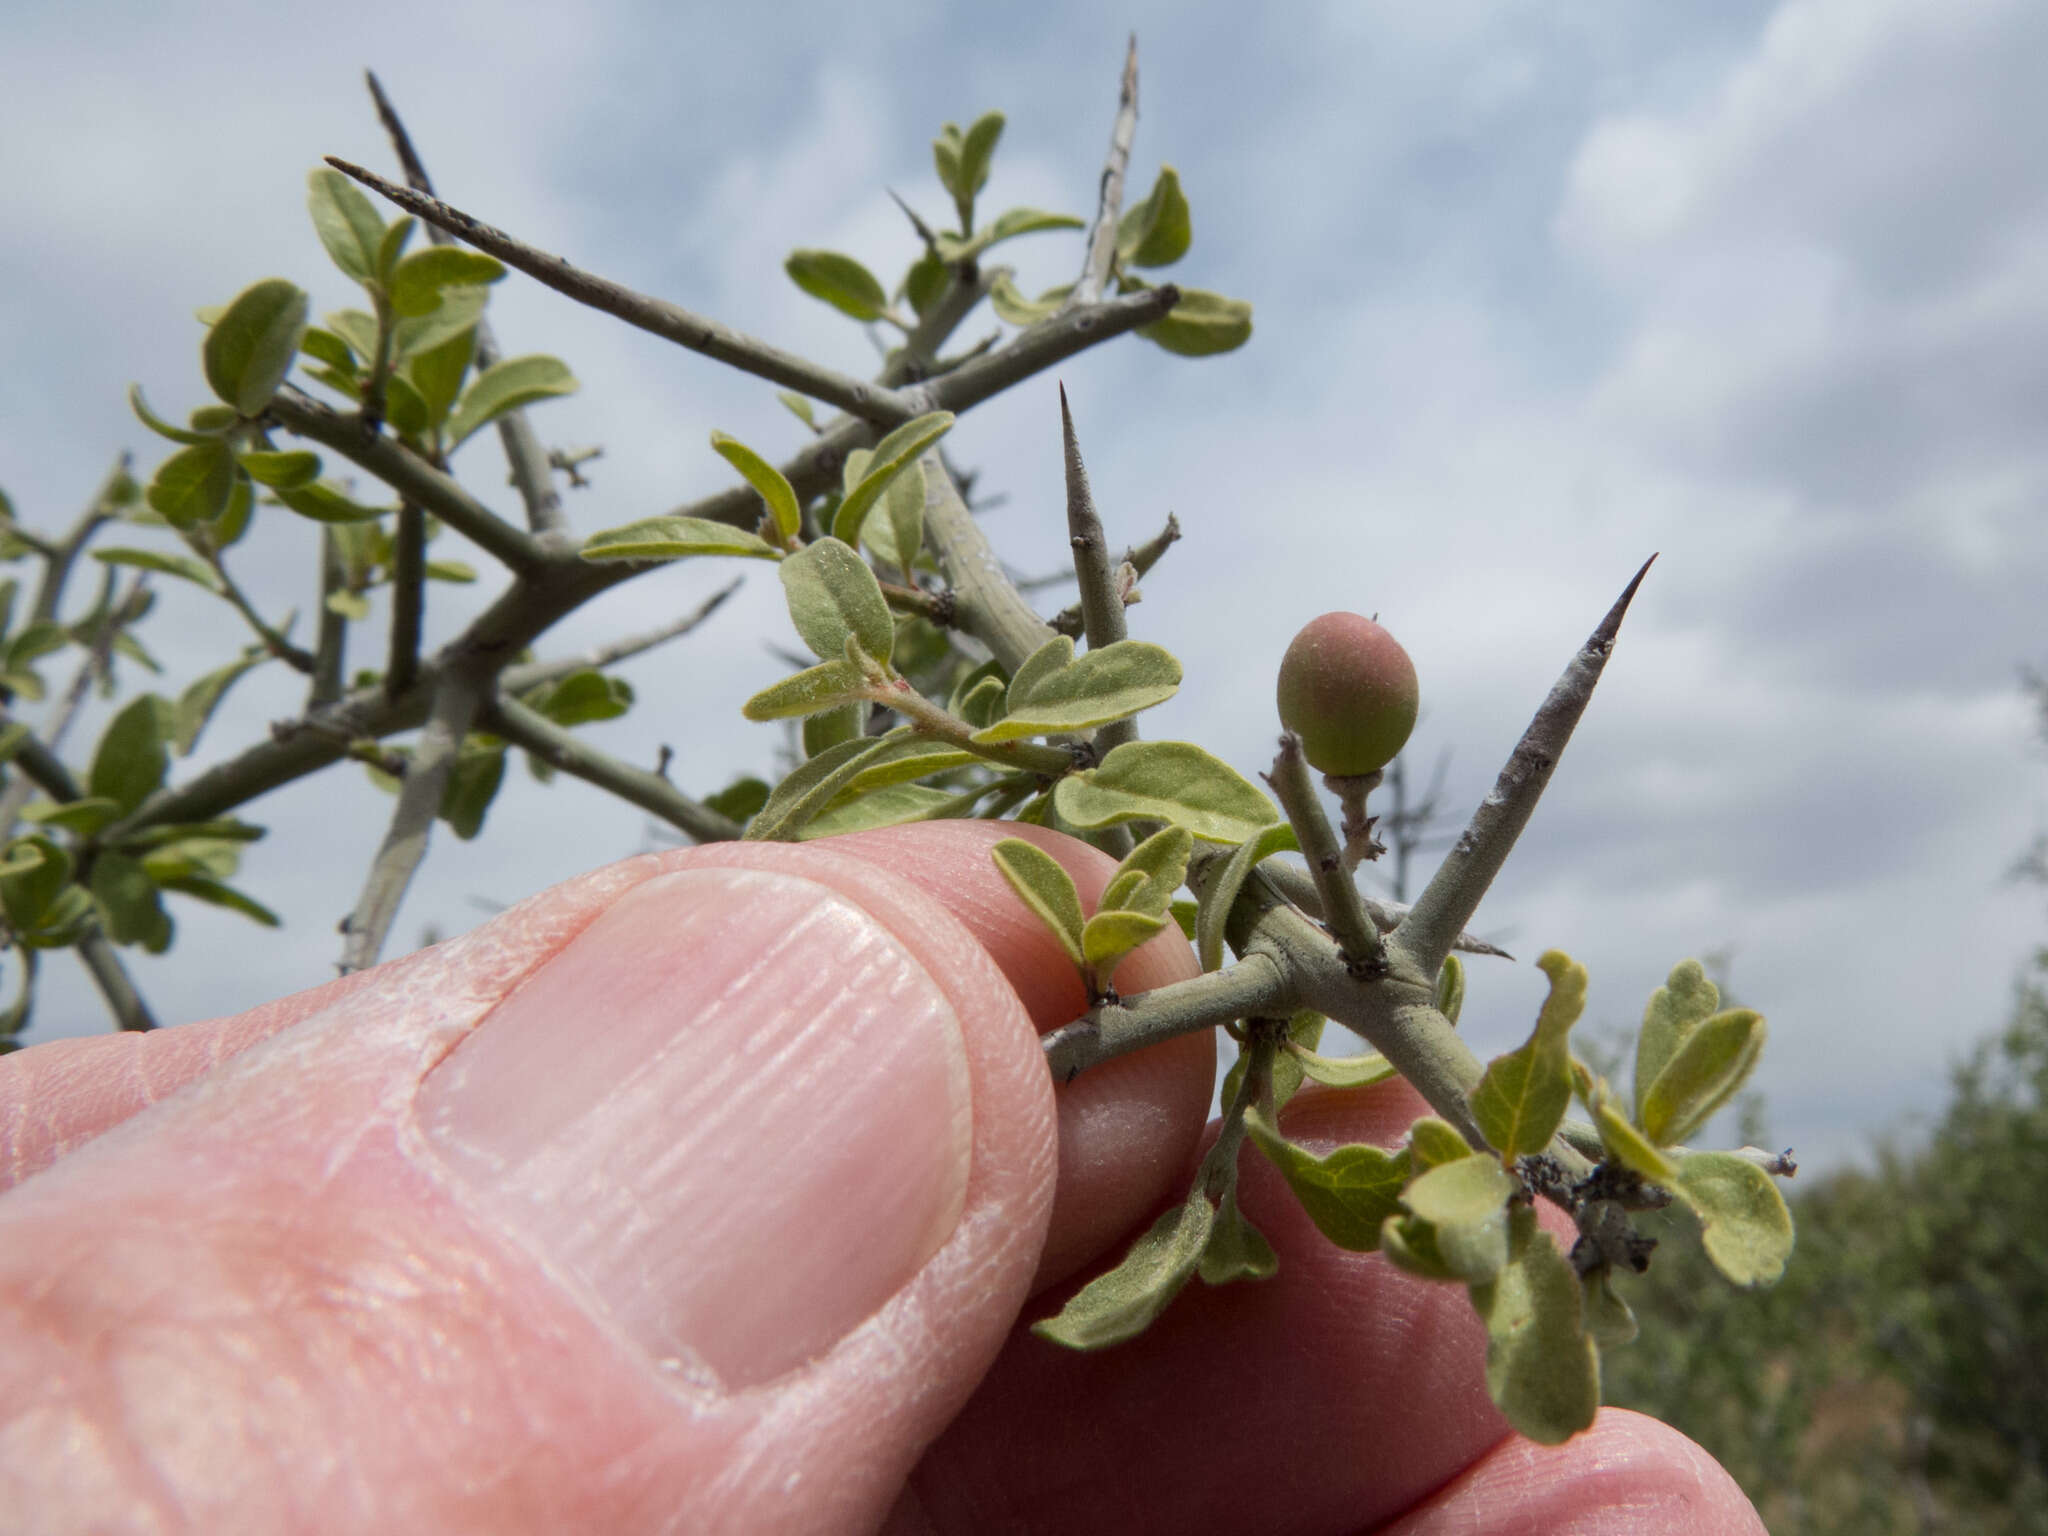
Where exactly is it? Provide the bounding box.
[0,841,1057,1533]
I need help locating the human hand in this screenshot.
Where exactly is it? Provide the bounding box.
[0,823,1762,1533]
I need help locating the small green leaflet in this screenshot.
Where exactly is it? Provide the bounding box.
[1054,741,1279,844]
[1195,820,1298,972]
[1247,1107,1410,1252]
[970,636,1181,743]
[203,279,309,416]
[711,430,801,543]
[1672,1151,1794,1287]
[785,250,889,322]
[990,837,1086,971]
[1033,1187,1213,1350]
[1469,949,1585,1161]
[1633,960,1721,1125]
[1468,1217,1601,1445]
[778,537,893,665]
[581,516,781,563]
[1638,1008,1767,1148]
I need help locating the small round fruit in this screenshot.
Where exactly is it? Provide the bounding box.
[1276,612,1419,776]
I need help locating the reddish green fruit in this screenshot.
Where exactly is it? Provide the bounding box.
[1276,612,1419,776]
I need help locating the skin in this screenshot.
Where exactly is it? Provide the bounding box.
[0,822,1763,1534]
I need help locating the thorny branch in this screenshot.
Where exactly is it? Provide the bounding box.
[1070,36,1140,309]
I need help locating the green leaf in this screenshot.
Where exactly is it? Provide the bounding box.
[711,431,802,544]
[1408,1116,1476,1169]
[1168,897,1197,939]
[440,743,506,840]
[1199,1189,1279,1285]
[785,250,889,322]
[798,783,958,840]
[1633,960,1720,1125]
[954,674,1007,732]
[743,734,894,842]
[1436,953,1467,1027]
[1195,820,1298,972]
[91,548,221,593]
[111,818,263,852]
[1470,949,1586,1160]
[273,481,390,525]
[203,279,309,415]
[89,694,168,814]
[407,323,476,431]
[300,326,359,375]
[1032,1188,1213,1350]
[1101,825,1193,919]
[307,167,387,284]
[89,851,172,952]
[1583,1269,1639,1350]
[991,836,1086,971]
[392,285,490,362]
[375,216,417,285]
[957,111,1004,205]
[1138,287,1254,357]
[901,248,948,320]
[776,391,818,429]
[0,836,70,932]
[385,374,433,439]
[581,515,780,562]
[20,798,123,836]
[1056,741,1280,845]
[447,355,576,448]
[1116,165,1192,268]
[1640,1009,1767,1148]
[0,722,27,768]
[879,457,925,577]
[1080,907,1167,986]
[934,206,1085,264]
[829,737,977,799]
[1380,1214,1462,1282]
[524,670,633,727]
[1672,1151,1794,1287]
[1247,1107,1410,1250]
[970,636,1181,743]
[778,537,893,665]
[1468,1221,1601,1445]
[832,411,955,549]
[425,559,476,583]
[173,650,265,755]
[237,450,321,490]
[388,246,506,318]
[1404,1156,1516,1284]
[146,440,237,528]
[1587,1080,1679,1185]
[704,775,771,825]
[739,658,869,721]
[128,383,228,445]
[158,874,279,928]
[802,701,862,758]
[1289,1046,1397,1091]
[987,271,1069,326]
[325,309,380,366]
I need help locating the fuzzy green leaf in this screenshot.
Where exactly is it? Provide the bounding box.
[146,440,238,529]
[744,734,897,842]
[1588,1083,1680,1185]
[739,658,869,721]
[1583,1269,1639,1349]
[237,450,321,490]
[987,271,1070,326]
[971,636,1181,743]
[300,328,359,376]
[798,783,957,840]
[1138,287,1253,357]
[1470,949,1586,1160]
[1639,1008,1767,1148]
[1117,165,1192,268]
[776,391,818,429]
[524,670,633,727]
[1405,1155,1516,1284]
[1380,1215,1461,1281]
[392,285,490,362]
[1033,1188,1212,1350]
[829,737,977,799]
[832,412,954,549]
[1288,1045,1397,1091]
[0,836,70,933]
[89,695,168,814]
[1056,742,1278,846]
[1408,1116,1476,1169]
[1080,907,1168,985]
[89,851,172,952]
[934,206,1084,264]
[1436,953,1467,1027]
[704,775,771,825]
[779,537,893,665]
[1247,1107,1411,1251]
[92,548,221,593]
[802,701,862,758]
[128,383,228,446]
[157,873,279,928]
[581,515,781,563]
[991,836,1086,971]
[447,355,576,448]
[1199,1189,1279,1286]
[1633,960,1720,1125]
[1102,825,1193,919]
[375,216,416,285]
[388,246,505,318]
[21,798,123,836]
[711,431,802,544]
[785,250,889,322]
[1469,1222,1601,1445]
[407,324,476,431]
[1195,819,1298,972]
[307,167,386,284]
[204,279,308,415]
[957,111,1004,202]
[1673,1151,1794,1287]
[273,481,389,525]
[879,458,926,576]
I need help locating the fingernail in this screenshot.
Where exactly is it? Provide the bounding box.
[417,866,973,1388]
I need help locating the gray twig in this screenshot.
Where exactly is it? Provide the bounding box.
[1395,557,1656,975]
[325,157,904,429]
[386,502,425,697]
[1050,511,1179,637]
[75,927,158,1032]
[1061,386,1136,764]
[309,529,348,709]
[483,695,741,844]
[364,71,568,538]
[920,449,1056,674]
[339,666,484,972]
[1070,36,1140,309]
[500,578,740,692]
[30,455,130,624]
[1266,732,1384,971]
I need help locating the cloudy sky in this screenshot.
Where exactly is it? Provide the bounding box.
[5,0,2044,1172]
